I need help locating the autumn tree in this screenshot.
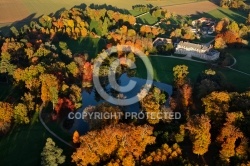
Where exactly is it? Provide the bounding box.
[140,87,166,124]
[180,83,192,109]
[40,74,59,109]
[186,115,211,156]
[215,20,226,33]
[21,92,35,112]
[217,112,248,163]
[214,37,227,49]
[72,130,80,144]
[173,65,189,87]
[83,103,123,130]
[228,21,239,34]
[69,84,82,109]
[71,124,155,166]
[0,102,13,134]
[202,91,230,123]
[41,138,66,166]
[82,62,93,87]
[13,103,29,124]
[175,125,185,143]
[141,143,182,165]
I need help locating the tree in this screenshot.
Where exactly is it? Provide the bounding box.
[41,138,66,166]
[141,93,161,124]
[180,83,192,108]
[196,79,220,98]
[72,131,80,143]
[128,15,136,25]
[215,20,226,33]
[228,21,239,34]
[186,115,211,156]
[40,74,59,109]
[216,123,247,163]
[82,61,93,87]
[21,92,35,112]
[173,65,189,87]
[71,124,155,166]
[140,87,166,124]
[0,102,13,134]
[14,103,29,124]
[142,143,182,165]
[101,17,109,36]
[83,103,123,130]
[69,84,82,109]
[202,91,230,123]
[214,37,227,49]
[66,62,80,77]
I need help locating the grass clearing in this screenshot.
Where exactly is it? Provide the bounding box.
[65,37,106,57]
[227,48,250,74]
[136,13,158,25]
[129,10,146,16]
[0,120,74,166]
[135,56,250,91]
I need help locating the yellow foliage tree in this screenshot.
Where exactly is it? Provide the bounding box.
[186,115,211,156]
[173,65,189,87]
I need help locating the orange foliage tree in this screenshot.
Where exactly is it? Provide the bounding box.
[217,112,248,163]
[71,124,155,166]
[141,143,182,165]
[0,102,13,134]
[82,62,93,87]
[72,131,80,144]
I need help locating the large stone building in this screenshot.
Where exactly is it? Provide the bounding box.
[175,41,220,61]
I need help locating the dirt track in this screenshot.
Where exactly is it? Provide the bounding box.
[162,1,219,15]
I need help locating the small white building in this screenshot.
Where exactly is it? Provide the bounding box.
[175,41,220,61]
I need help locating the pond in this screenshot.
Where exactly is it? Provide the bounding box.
[69,73,173,134]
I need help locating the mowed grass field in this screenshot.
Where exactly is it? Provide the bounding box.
[135,56,250,91]
[227,48,250,74]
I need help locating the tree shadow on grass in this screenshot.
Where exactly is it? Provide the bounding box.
[89,3,130,14]
[217,8,247,23]
[0,13,37,36]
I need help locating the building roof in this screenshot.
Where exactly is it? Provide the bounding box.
[178,41,209,50]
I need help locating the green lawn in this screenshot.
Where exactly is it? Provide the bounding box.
[135,56,250,91]
[0,118,74,166]
[66,37,106,57]
[136,13,159,25]
[129,10,146,16]
[227,48,250,74]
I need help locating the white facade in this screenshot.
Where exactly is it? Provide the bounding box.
[175,41,220,61]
